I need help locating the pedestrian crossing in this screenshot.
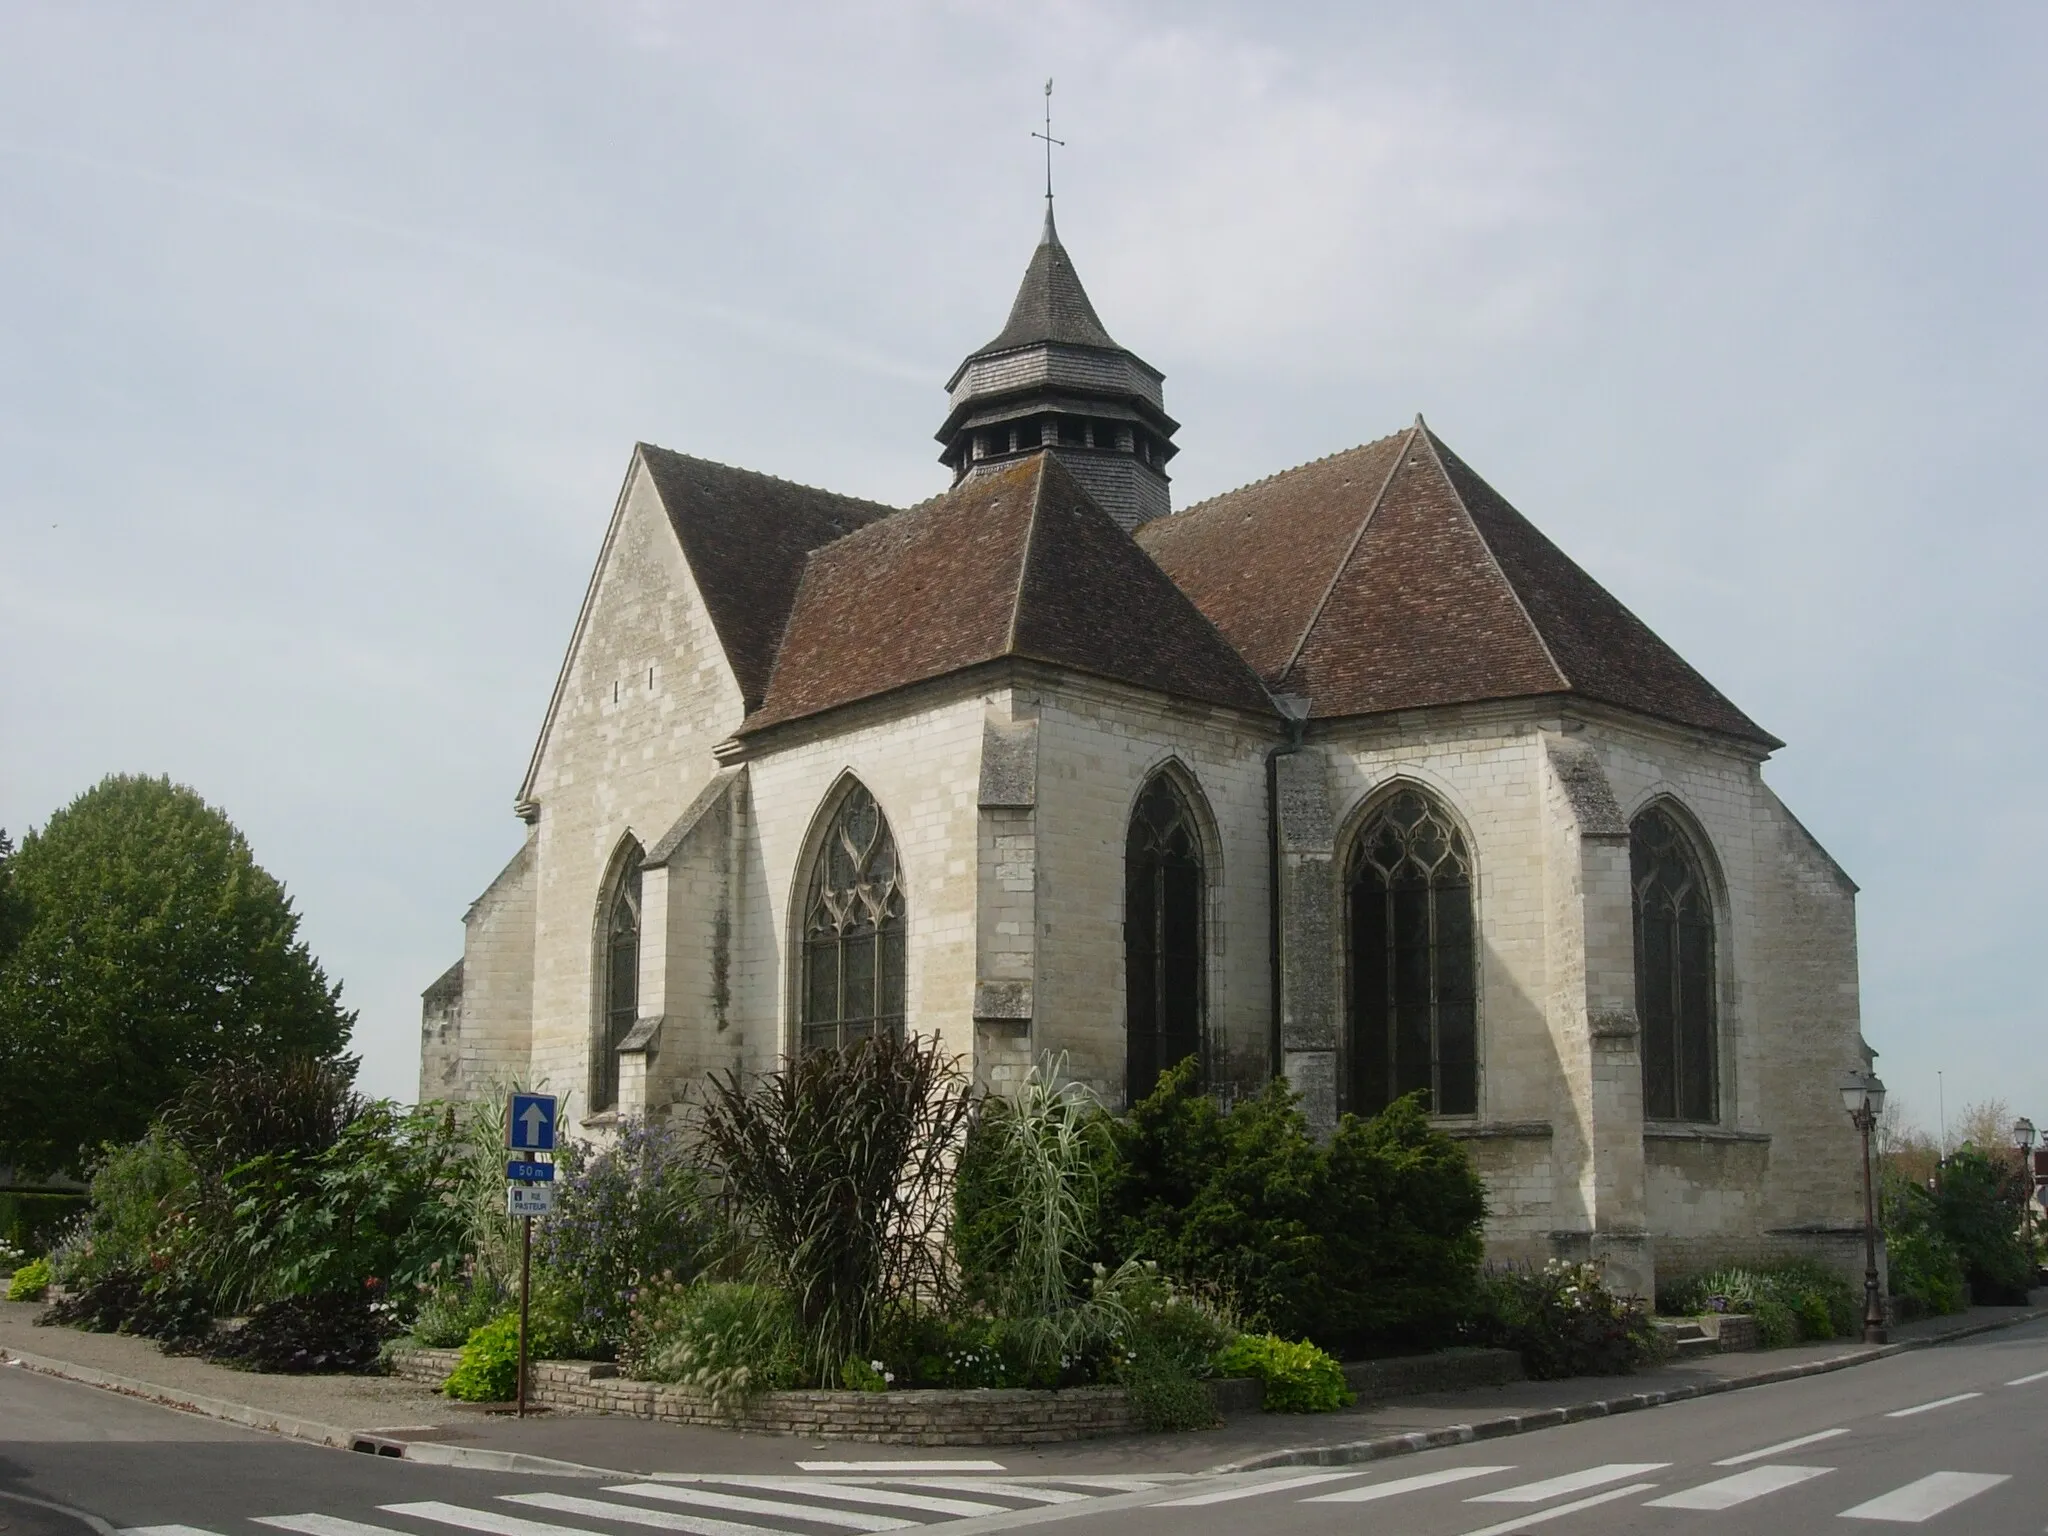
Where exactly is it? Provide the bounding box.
[1157,1452,2022,1527]
[123,1471,1161,1536]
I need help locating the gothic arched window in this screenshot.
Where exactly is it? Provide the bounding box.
[1632,805,1717,1122]
[594,843,643,1114]
[800,783,906,1054]
[1125,773,1205,1102]
[1346,788,1478,1117]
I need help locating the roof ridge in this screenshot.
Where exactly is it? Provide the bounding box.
[1171,431,1412,518]
[1275,425,1418,691]
[1005,456,1049,655]
[634,441,899,516]
[1415,424,1569,692]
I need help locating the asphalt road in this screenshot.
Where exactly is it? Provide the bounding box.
[0,1318,2043,1536]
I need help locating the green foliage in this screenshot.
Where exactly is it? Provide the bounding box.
[161,1055,364,1175]
[182,1102,466,1313]
[0,1193,87,1256]
[49,1133,195,1287]
[443,1310,579,1403]
[1213,1334,1353,1413]
[535,1118,713,1355]
[1882,1172,1968,1320]
[623,1280,800,1409]
[1935,1148,2033,1304]
[0,830,27,970]
[1098,1064,1486,1357]
[1101,1262,1242,1429]
[953,1056,1107,1317]
[1660,1260,1858,1347]
[695,1033,973,1384]
[8,1257,51,1301]
[839,1357,889,1392]
[412,1272,509,1349]
[0,776,354,1176]
[1477,1261,1657,1379]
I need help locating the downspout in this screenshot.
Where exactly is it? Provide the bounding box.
[1266,694,1312,1082]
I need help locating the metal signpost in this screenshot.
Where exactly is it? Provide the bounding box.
[504,1092,558,1418]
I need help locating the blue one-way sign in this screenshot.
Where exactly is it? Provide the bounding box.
[507,1092,558,1152]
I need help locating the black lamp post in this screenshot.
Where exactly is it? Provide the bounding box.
[1839,1069,1889,1345]
[2014,1117,2037,1272]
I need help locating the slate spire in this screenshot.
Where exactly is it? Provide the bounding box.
[937,209,1179,531]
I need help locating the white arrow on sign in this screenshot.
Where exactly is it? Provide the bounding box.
[520,1102,549,1143]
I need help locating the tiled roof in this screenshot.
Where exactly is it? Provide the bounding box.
[970,208,1122,359]
[1137,422,1778,746]
[636,445,894,711]
[741,454,1275,734]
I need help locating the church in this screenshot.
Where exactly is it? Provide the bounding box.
[420,204,1872,1297]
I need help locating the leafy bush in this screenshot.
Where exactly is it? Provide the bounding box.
[1098,1064,1485,1358]
[1660,1260,1858,1347]
[1213,1334,1353,1413]
[8,1257,51,1301]
[1935,1149,2033,1305]
[161,1055,363,1175]
[623,1280,800,1409]
[1478,1261,1656,1379]
[203,1290,388,1374]
[413,1273,510,1349]
[695,1034,973,1384]
[37,1267,213,1346]
[0,1193,87,1256]
[443,1309,579,1402]
[49,1134,194,1287]
[534,1118,713,1355]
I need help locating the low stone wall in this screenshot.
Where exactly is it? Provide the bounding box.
[385,1348,1134,1444]
[1694,1314,1760,1352]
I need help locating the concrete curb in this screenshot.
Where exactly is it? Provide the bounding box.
[1206,1308,2048,1474]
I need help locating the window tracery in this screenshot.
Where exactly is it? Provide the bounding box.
[1345,787,1478,1116]
[1125,773,1205,1101]
[800,783,905,1054]
[594,845,642,1113]
[1632,805,1717,1122]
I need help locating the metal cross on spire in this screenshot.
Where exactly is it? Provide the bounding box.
[1030,78,1065,210]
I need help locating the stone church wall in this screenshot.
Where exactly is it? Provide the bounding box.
[735,688,991,1076]
[521,456,748,1135]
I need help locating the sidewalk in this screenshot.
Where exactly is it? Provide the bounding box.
[2,1297,2041,1476]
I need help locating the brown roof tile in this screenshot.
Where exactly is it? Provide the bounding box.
[1138,422,1778,746]
[741,455,1273,734]
[637,445,895,710]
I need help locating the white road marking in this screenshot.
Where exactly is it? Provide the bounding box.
[257,1519,409,1536]
[796,1463,1005,1474]
[1467,1464,1669,1503]
[1154,1472,1364,1506]
[652,1481,999,1518]
[608,1485,913,1532]
[1302,1467,1516,1504]
[1883,1392,1983,1418]
[121,1528,229,1536]
[2003,1368,2048,1386]
[1838,1471,2011,1522]
[384,1503,614,1536]
[1645,1465,1833,1510]
[855,1482,1086,1505]
[1716,1427,1851,1465]
[505,1495,787,1536]
[1456,1483,1660,1536]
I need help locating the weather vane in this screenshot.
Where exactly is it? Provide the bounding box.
[1030,78,1064,208]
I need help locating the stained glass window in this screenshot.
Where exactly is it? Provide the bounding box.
[1126,774,1204,1102]
[1632,805,1717,1122]
[1346,788,1478,1116]
[800,783,906,1054]
[594,845,642,1113]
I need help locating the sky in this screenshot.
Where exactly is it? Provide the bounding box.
[1,2,2042,1128]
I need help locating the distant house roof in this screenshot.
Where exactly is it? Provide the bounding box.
[1136,421,1778,747]
[636,446,895,711]
[740,453,1274,735]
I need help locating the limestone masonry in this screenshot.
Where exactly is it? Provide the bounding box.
[422,204,1871,1299]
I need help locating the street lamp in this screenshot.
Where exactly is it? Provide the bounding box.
[2014,1117,2037,1271]
[1839,1069,1889,1345]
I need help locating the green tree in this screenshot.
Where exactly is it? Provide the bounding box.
[0,830,27,967]
[0,775,353,1175]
